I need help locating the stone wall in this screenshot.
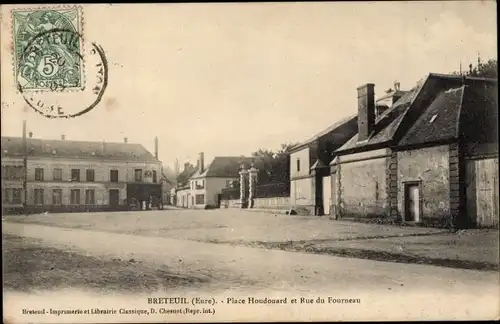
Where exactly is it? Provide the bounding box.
[397,145,450,226]
[336,149,390,219]
[220,196,290,210]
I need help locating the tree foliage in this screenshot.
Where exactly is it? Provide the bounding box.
[452,58,497,78]
[251,142,298,184]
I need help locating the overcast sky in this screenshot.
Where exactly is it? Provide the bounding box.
[1,1,497,170]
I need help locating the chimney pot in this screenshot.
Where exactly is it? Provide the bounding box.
[61,134,66,140]
[357,83,375,142]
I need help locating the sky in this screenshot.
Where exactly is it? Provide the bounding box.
[1,1,497,170]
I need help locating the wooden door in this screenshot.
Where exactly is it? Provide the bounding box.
[405,184,420,222]
[322,176,331,215]
[474,158,499,227]
[331,173,337,218]
[109,189,119,207]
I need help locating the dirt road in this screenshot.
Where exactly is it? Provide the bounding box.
[3,221,499,322]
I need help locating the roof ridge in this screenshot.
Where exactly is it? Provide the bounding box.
[294,113,358,148]
[2,136,159,163]
[2,136,143,146]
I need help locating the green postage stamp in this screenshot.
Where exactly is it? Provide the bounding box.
[12,7,84,91]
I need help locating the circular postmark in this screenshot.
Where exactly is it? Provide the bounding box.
[17,27,108,118]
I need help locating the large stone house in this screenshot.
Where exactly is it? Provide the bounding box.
[2,135,163,214]
[331,73,498,228]
[176,153,253,209]
[288,115,358,215]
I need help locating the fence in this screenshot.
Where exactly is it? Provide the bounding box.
[255,182,290,198]
[221,182,290,200]
[220,187,240,200]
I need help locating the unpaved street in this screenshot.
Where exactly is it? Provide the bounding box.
[3,216,499,322]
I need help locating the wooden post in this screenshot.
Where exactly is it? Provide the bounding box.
[22,120,28,216]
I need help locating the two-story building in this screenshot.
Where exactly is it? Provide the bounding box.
[176,152,253,209]
[288,115,358,215]
[1,135,162,214]
[1,152,25,214]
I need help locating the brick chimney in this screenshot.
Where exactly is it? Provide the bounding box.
[184,162,189,172]
[198,152,204,173]
[61,134,66,140]
[357,83,375,142]
[154,136,158,159]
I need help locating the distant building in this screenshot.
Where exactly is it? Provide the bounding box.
[176,152,253,209]
[160,167,176,205]
[1,135,162,214]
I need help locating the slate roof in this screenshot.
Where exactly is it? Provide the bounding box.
[335,74,498,155]
[336,81,424,153]
[376,89,407,103]
[399,77,497,147]
[190,156,254,179]
[399,87,464,146]
[1,136,159,163]
[176,164,197,186]
[459,78,498,145]
[310,159,327,170]
[290,114,358,152]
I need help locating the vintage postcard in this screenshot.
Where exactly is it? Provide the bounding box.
[1,2,498,323]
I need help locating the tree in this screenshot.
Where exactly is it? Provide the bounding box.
[251,142,298,184]
[452,58,497,78]
[470,58,497,78]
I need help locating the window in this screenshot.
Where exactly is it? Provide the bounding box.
[85,189,95,204]
[53,168,63,181]
[152,170,157,183]
[195,194,205,205]
[86,169,95,182]
[296,158,301,172]
[3,188,22,204]
[52,189,62,205]
[226,180,232,188]
[2,166,23,180]
[110,169,118,182]
[135,169,143,182]
[35,168,44,181]
[195,180,205,190]
[70,189,81,205]
[71,169,80,182]
[34,189,44,205]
